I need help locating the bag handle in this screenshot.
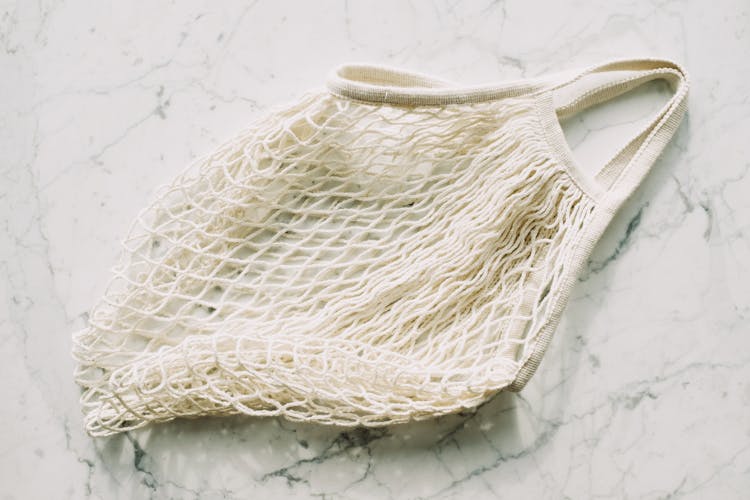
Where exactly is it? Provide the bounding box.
[532,57,690,208]
[326,57,689,208]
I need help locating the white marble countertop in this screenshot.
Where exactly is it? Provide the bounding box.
[2,1,749,498]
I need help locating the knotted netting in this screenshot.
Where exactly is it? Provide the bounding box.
[72,86,597,436]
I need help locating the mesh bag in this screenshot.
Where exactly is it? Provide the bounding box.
[72,57,688,436]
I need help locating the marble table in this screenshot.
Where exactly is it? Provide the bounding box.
[2,1,748,498]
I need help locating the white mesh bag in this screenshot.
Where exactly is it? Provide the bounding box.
[72,57,689,436]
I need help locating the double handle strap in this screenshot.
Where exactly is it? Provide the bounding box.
[326,57,689,209]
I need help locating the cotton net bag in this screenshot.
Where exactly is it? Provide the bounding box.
[72,57,688,436]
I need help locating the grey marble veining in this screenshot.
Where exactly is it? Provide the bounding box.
[2,1,749,498]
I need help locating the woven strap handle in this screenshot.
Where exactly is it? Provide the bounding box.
[535,58,690,207]
[326,57,689,208]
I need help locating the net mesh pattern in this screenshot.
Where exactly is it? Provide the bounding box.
[72,89,597,436]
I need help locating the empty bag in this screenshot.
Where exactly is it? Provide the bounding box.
[72,57,689,436]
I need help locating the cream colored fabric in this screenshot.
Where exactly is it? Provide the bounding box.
[72,57,689,436]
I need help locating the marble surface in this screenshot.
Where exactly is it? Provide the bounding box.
[2,1,749,498]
